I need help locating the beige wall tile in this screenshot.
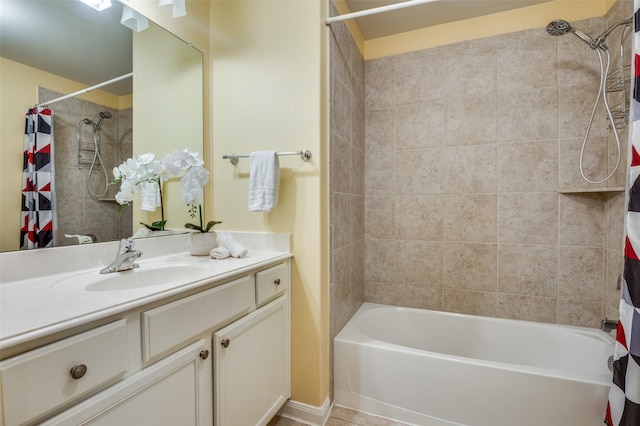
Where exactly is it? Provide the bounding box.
[498,244,558,297]
[497,294,557,323]
[497,28,558,91]
[443,194,497,243]
[365,195,395,240]
[396,149,443,194]
[498,193,558,244]
[365,239,397,283]
[559,193,605,246]
[443,289,497,317]
[331,135,351,194]
[442,242,497,292]
[558,83,607,139]
[394,240,442,287]
[365,108,394,152]
[442,95,498,146]
[365,58,394,110]
[333,193,350,249]
[442,144,498,193]
[558,246,604,301]
[498,87,558,142]
[605,249,623,320]
[395,285,443,310]
[395,195,443,240]
[558,137,608,191]
[365,151,395,196]
[395,102,443,150]
[557,299,603,328]
[498,139,558,193]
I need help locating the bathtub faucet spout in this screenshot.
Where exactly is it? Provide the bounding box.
[601,317,618,333]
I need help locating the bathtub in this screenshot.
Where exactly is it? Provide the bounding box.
[333,303,615,426]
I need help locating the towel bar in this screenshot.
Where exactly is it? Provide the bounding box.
[222,149,312,165]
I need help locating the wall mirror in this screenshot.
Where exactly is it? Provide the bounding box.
[0,0,204,253]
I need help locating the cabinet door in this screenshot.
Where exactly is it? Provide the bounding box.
[43,339,213,426]
[214,296,290,426]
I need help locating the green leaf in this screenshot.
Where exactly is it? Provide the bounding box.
[184,222,204,232]
[140,220,167,231]
[203,220,222,233]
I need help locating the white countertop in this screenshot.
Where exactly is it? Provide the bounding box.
[0,232,291,352]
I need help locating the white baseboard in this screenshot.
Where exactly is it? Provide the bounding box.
[278,396,332,426]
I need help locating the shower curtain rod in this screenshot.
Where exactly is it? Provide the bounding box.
[326,0,440,25]
[36,72,133,108]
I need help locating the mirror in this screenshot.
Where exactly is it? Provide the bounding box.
[0,0,204,252]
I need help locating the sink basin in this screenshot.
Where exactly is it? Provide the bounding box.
[53,264,211,292]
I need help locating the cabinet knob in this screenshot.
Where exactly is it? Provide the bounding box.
[70,364,87,380]
[199,350,209,360]
[220,339,230,348]
[274,278,281,286]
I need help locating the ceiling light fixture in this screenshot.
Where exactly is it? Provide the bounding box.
[79,0,112,12]
[158,0,186,18]
[120,5,149,32]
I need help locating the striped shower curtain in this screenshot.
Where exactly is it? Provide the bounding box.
[20,107,56,250]
[605,5,640,425]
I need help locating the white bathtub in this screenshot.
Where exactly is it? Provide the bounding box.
[333,303,615,426]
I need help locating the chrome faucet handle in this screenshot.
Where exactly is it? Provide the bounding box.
[118,237,135,253]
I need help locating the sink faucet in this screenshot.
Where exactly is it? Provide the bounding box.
[100,238,142,274]
[601,317,618,333]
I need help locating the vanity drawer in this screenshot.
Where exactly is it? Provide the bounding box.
[0,319,128,426]
[256,263,289,307]
[142,275,253,363]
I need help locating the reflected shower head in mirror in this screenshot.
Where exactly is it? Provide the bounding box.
[82,111,112,131]
[546,19,598,49]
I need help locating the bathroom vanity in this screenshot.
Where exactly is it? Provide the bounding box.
[0,233,292,426]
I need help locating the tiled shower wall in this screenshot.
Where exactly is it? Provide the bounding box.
[363,0,632,328]
[40,88,133,245]
[330,1,366,341]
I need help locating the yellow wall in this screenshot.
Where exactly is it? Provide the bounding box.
[333,0,615,59]
[132,22,204,231]
[210,0,330,407]
[0,58,126,252]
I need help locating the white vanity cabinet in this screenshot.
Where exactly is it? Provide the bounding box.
[41,339,212,426]
[0,258,291,426]
[214,263,291,426]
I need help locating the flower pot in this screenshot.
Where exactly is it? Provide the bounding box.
[189,232,218,256]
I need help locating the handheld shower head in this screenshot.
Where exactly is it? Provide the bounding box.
[546,19,598,49]
[546,19,571,36]
[95,111,112,130]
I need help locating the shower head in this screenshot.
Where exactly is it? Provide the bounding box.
[95,111,112,130]
[546,19,572,36]
[81,111,111,131]
[546,19,598,49]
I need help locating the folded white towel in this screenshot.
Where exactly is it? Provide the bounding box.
[249,151,279,212]
[140,181,161,212]
[210,245,230,260]
[217,232,248,258]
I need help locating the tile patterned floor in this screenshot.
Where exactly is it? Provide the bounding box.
[268,406,411,426]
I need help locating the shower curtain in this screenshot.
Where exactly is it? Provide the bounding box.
[605,5,640,425]
[20,107,57,250]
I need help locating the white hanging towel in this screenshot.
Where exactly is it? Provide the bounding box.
[248,151,279,212]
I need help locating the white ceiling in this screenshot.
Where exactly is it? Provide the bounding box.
[0,0,132,95]
[342,0,554,40]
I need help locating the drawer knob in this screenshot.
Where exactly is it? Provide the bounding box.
[70,364,87,380]
[274,278,281,286]
[220,339,230,348]
[199,350,209,360]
